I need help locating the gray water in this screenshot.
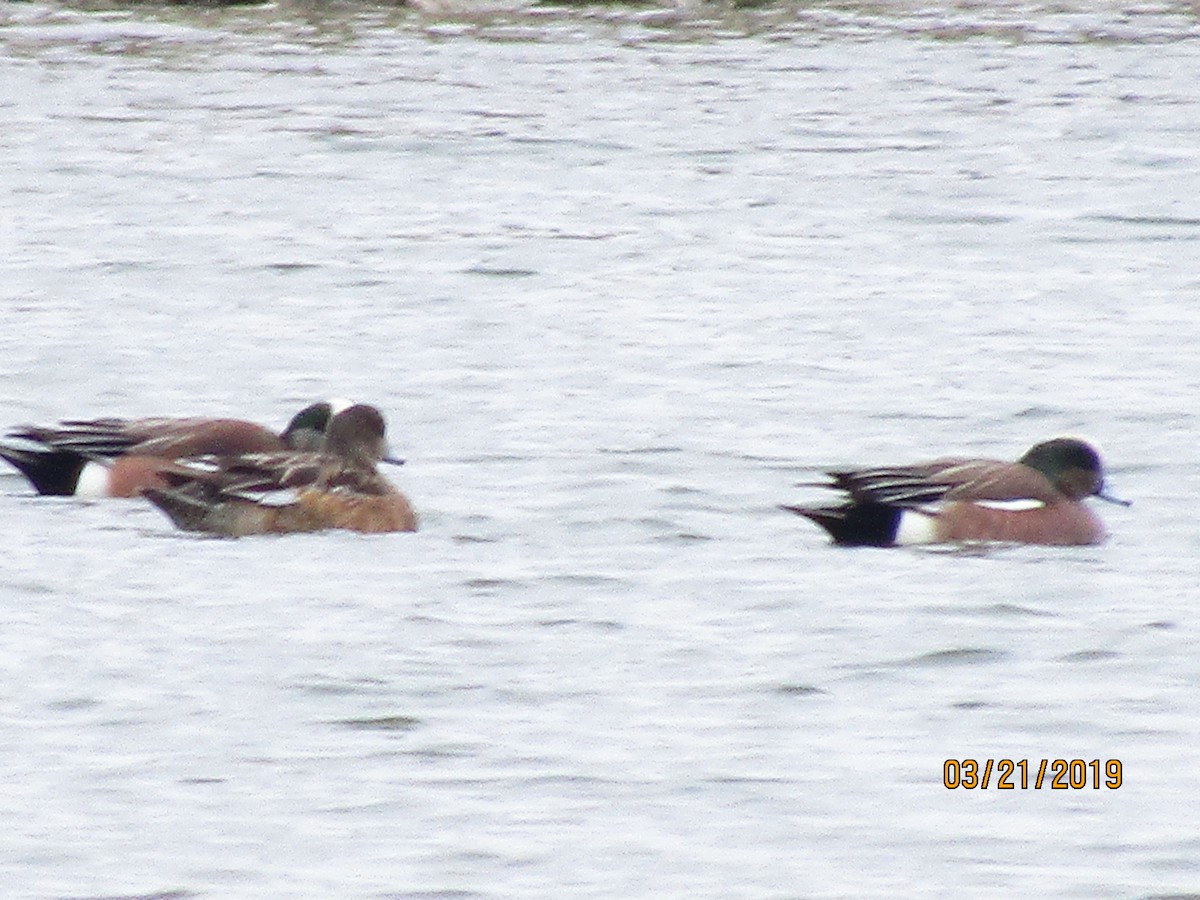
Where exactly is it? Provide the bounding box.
[2,0,1200,896]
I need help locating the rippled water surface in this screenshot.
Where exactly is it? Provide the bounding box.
[3,0,1200,896]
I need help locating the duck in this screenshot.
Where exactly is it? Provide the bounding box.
[0,401,341,498]
[143,404,416,536]
[782,437,1128,547]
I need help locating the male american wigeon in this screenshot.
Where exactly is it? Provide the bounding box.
[0,401,339,498]
[782,437,1128,547]
[143,404,416,536]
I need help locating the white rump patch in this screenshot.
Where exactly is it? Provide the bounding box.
[75,461,111,498]
[895,509,938,545]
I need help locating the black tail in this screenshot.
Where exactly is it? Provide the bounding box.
[0,445,86,496]
[781,502,901,547]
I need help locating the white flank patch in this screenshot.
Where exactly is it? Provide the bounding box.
[895,510,938,545]
[74,461,111,498]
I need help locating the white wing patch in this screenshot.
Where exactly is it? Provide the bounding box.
[252,488,302,507]
[974,499,1045,512]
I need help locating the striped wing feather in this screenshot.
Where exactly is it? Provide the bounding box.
[160,452,389,498]
[6,417,280,459]
[829,458,1059,507]
[8,418,147,457]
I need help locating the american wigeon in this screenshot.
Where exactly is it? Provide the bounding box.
[782,437,1128,547]
[143,404,416,536]
[0,401,339,498]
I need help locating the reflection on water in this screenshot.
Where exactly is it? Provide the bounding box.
[4,0,1200,48]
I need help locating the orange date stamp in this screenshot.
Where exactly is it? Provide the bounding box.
[943,758,1123,790]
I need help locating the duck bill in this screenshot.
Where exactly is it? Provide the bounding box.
[381,454,406,467]
[1096,488,1131,507]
